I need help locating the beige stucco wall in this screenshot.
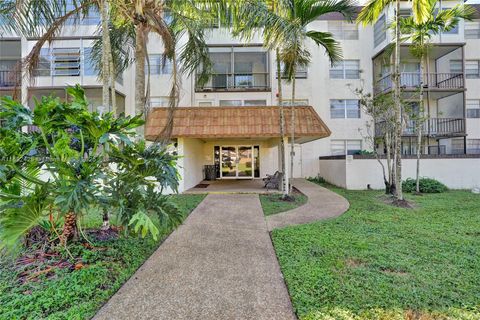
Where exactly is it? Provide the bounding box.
[176,138,281,192]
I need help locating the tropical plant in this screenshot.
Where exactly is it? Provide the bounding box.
[399,1,474,193]
[0,86,180,250]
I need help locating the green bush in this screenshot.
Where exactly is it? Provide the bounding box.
[402,178,448,193]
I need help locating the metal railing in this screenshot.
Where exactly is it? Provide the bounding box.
[0,70,21,88]
[375,117,465,137]
[375,72,464,93]
[196,72,270,91]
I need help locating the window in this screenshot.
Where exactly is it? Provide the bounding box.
[329,60,360,79]
[244,100,267,106]
[331,140,362,155]
[149,54,173,75]
[51,0,100,25]
[451,138,465,154]
[449,60,463,74]
[277,63,308,78]
[35,48,51,76]
[219,100,242,106]
[330,99,360,118]
[467,139,480,154]
[467,99,480,118]
[198,47,269,90]
[219,100,267,106]
[327,21,359,40]
[83,47,98,76]
[198,101,213,106]
[465,60,480,79]
[52,48,80,76]
[465,22,480,39]
[374,15,386,47]
[148,97,170,108]
[282,99,309,106]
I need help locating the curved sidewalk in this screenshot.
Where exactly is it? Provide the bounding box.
[266,179,350,231]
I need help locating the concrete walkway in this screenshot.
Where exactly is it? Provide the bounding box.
[94,194,296,320]
[266,179,350,231]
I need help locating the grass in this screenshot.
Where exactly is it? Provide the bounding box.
[271,182,480,320]
[0,194,206,320]
[259,190,308,216]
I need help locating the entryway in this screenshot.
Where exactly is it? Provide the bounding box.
[217,145,259,179]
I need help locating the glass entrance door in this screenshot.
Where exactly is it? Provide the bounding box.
[220,146,254,178]
[221,146,237,177]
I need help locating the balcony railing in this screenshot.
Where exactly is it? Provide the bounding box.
[196,72,270,91]
[375,118,465,137]
[375,72,464,93]
[0,70,21,88]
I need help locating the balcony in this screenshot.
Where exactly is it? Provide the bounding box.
[375,72,464,94]
[195,72,270,92]
[375,118,465,137]
[0,70,21,88]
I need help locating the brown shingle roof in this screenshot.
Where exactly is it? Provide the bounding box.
[145,106,331,142]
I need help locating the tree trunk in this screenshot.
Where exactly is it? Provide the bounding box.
[134,24,147,132]
[100,0,110,112]
[61,212,77,243]
[289,64,296,195]
[276,50,287,196]
[416,54,426,193]
[393,0,403,200]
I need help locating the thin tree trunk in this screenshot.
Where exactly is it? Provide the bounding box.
[135,24,147,133]
[393,0,403,200]
[276,49,287,196]
[416,53,426,193]
[100,0,110,111]
[110,60,116,115]
[289,65,296,195]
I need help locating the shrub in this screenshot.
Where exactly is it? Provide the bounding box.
[308,176,326,184]
[402,178,448,193]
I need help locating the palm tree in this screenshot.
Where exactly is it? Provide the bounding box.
[99,0,220,141]
[399,1,475,193]
[278,0,354,194]
[357,0,431,201]
[236,0,354,196]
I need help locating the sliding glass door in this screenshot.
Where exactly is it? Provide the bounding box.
[220,146,254,178]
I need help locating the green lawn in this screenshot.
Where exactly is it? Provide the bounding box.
[0,194,206,320]
[260,191,308,216]
[271,183,480,320]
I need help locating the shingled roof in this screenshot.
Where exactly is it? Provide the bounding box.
[145,106,331,143]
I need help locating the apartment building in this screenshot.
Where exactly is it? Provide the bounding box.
[1,1,479,191]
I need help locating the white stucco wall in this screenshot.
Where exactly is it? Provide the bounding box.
[319,159,347,188]
[319,157,480,190]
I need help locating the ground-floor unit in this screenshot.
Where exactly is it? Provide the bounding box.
[145,106,331,193]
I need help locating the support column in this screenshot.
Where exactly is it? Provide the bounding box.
[176,138,185,193]
[283,136,290,193]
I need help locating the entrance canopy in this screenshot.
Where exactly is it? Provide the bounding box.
[145,106,331,143]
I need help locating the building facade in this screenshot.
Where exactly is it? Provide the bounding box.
[1,1,479,191]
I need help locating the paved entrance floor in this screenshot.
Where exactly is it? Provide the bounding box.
[185,179,280,194]
[94,194,296,320]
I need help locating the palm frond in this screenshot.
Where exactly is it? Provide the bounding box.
[306,30,342,64]
[357,0,394,25]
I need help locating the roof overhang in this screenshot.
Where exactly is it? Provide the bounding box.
[145,106,331,144]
